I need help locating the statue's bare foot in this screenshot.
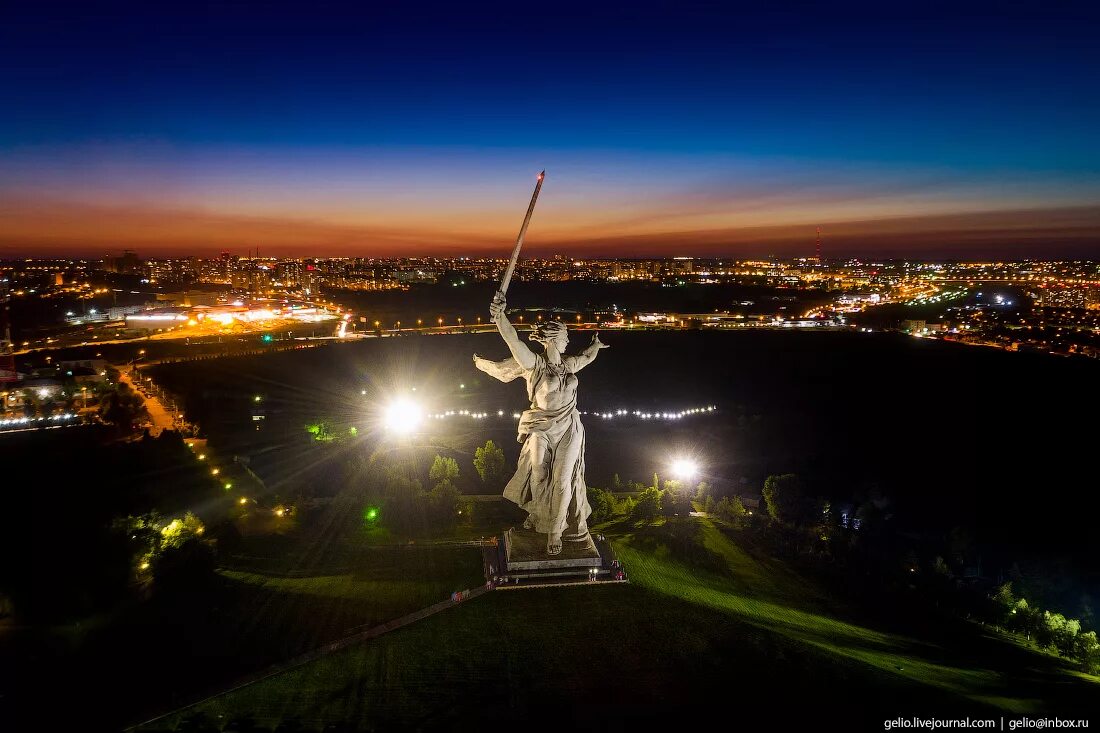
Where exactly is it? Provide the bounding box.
[547,534,563,555]
[522,516,535,531]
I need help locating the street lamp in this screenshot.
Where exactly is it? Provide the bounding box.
[383,398,422,436]
[670,458,699,482]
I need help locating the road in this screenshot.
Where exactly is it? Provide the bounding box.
[118,366,177,436]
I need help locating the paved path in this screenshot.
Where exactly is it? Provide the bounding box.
[119,366,176,436]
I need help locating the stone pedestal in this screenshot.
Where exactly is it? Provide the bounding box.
[502,528,602,572]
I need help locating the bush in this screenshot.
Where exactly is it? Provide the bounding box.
[631,487,662,522]
[429,455,460,485]
[714,496,747,524]
[762,474,807,524]
[473,440,506,488]
[1074,631,1100,674]
[588,486,617,523]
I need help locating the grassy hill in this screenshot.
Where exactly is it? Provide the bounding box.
[141,518,1099,731]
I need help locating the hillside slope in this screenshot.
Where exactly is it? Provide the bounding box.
[143,518,1099,731]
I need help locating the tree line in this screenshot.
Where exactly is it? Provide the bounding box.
[590,468,1100,676]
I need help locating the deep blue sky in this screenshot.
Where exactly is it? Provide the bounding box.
[2,1,1099,257]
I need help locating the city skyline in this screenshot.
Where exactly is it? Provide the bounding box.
[3,2,1100,259]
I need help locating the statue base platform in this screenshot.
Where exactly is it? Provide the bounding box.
[485,528,627,588]
[503,528,602,571]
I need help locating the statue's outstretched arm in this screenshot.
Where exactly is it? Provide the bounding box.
[490,291,535,370]
[569,332,609,373]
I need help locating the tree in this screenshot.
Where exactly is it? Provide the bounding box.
[631,487,662,522]
[695,481,712,502]
[661,484,691,517]
[429,455,460,488]
[714,496,746,524]
[473,440,506,488]
[1040,612,1081,655]
[620,496,637,517]
[1009,598,1041,640]
[427,480,462,526]
[306,421,340,442]
[374,472,424,534]
[992,582,1016,616]
[158,512,206,551]
[154,533,216,594]
[98,382,147,433]
[587,486,617,523]
[1074,631,1100,674]
[762,473,806,524]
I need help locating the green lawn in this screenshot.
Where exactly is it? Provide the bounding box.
[206,544,486,661]
[142,517,1099,731]
[616,520,1097,713]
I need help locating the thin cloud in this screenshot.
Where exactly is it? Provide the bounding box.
[0,198,1097,259]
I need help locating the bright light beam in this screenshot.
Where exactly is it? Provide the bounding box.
[670,458,699,481]
[383,398,422,435]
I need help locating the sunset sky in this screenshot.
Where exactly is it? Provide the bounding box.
[2,1,1099,259]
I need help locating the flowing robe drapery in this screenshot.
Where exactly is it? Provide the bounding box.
[475,353,591,539]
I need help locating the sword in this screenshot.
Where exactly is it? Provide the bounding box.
[498,170,545,295]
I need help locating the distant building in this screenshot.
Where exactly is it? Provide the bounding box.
[60,359,109,384]
[125,308,189,331]
[636,313,677,324]
[1038,287,1089,309]
[157,291,220,307]
[110,250,143,275]
[835,292,882,305]
[669,257,694,274]
[901,320,947,335]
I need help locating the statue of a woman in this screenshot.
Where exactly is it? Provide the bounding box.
[473,291,609,555]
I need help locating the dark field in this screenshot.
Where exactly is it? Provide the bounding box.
[151,328,1100,574]
[5,328,1099,730]
[145,518,1100,731]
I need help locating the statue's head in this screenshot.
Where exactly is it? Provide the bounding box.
[529,320,569,352]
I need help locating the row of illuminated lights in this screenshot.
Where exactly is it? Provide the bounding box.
[187,443,236,493]
[424,406,718,421]
[186,442,291,516]
[0,413,78,427]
